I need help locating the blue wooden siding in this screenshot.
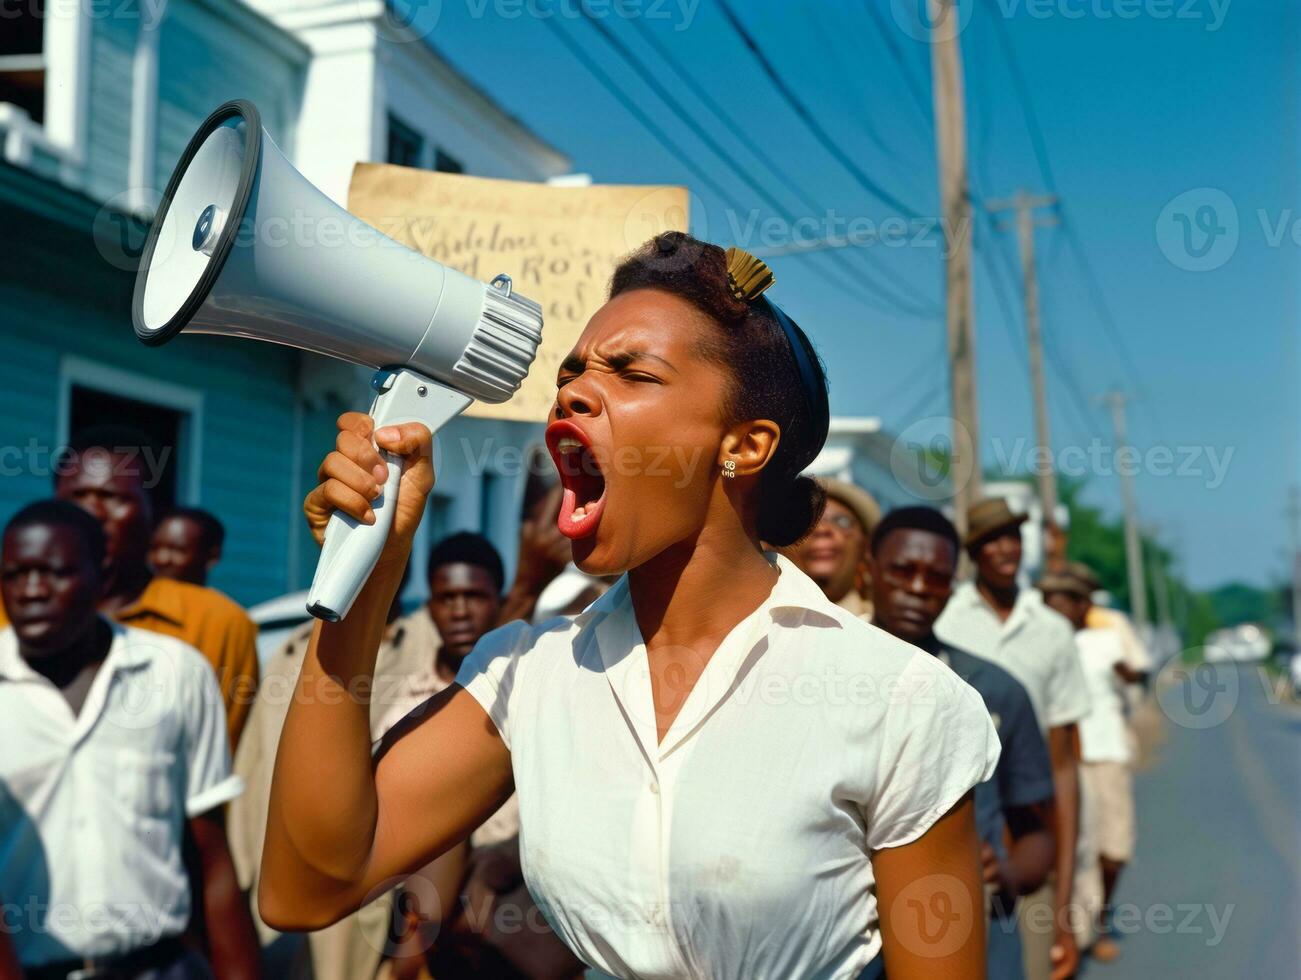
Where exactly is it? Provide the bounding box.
[0,273,301,608]
[82,8,136,202]
[154,1,304,187]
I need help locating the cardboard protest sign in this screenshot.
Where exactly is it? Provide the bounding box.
[348,165,689,422]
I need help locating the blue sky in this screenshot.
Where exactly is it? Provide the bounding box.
[407,0,1297,589]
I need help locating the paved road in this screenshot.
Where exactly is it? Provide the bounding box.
[1083,663,1300,979]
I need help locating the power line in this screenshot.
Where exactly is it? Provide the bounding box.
[543,13,927,319]
[859,0,934,130]
[806,9,906,162]
[591,8,939,318]
[979,0,1165,441]
[874,334,950,410]
[715,0,926,220]
[537,15,737,208]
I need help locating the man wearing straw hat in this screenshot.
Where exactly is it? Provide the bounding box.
[936,496,1091,980]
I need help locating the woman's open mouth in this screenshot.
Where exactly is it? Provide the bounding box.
[546,421,608,540]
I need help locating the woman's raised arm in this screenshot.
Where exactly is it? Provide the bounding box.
[258,413,513,930]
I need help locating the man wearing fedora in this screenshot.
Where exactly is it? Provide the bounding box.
[936,496,1091,980]
[785,477,881,619]
[1039,565,1147,966]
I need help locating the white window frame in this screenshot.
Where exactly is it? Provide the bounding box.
[57,356,204,505]
[0,3,90,174]
[41,2,93,165]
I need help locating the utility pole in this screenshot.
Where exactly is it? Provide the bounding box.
[1147,524,1173,653]
[1100,391,1149,633]
[1289,488,1301,658]
[929,0,981,538]
[989,190,1060,527]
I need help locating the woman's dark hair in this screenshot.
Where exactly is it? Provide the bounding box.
[609,232,830,546]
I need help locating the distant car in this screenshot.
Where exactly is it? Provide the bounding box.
[1205,623,1272,663]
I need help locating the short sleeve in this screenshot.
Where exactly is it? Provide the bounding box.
[864,655,1001,851]
[1042,630,1091,729]
[183,656,244,817]
[994,679,1055,809]
[453,619,533,751]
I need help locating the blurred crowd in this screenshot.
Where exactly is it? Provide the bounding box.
[0,424,1152,980]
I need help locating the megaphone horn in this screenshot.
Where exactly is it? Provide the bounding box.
[132,100,544,622]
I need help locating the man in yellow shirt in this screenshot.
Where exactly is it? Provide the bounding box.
[0,425,258,748]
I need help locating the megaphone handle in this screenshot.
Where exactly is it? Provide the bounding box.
[307,368,471,623]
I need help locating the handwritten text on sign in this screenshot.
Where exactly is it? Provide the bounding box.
[348,165,689,423]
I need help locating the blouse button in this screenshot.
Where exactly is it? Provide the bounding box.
[648,780,660,795]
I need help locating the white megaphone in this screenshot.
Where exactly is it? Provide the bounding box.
[131,100,544,622]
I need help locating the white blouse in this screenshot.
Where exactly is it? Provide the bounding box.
[455,555,999,980]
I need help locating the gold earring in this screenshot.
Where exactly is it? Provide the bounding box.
[722,459,737,479]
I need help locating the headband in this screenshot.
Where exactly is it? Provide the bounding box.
[725,247,830,466]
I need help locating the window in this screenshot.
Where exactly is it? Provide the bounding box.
[68,386,184,513]
[387,114,423,168]
[434,149,464,174]
[0,0,46,124]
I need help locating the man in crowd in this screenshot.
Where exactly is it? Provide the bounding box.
[149,507,226,587]
[0,500,259,978]
[1039,567,1146,965]
[0,426,259,749]
[935,496,1091,980]
[231,527,579,980]
[867,506,1057,979]
[787,477,880,619]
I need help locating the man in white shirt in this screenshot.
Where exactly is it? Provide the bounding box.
[0,500,257,979]
[1040,568,1146,966]
[935,496,1091,980]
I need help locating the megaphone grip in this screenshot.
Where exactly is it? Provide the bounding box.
[307,369,471,622]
